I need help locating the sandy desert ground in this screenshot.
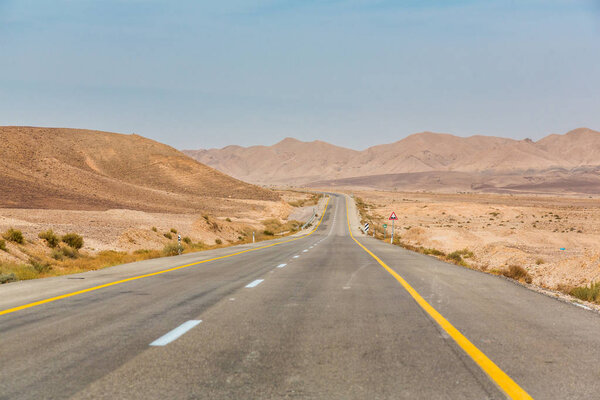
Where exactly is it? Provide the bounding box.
[344,190,600,292]
[0,191,319,268]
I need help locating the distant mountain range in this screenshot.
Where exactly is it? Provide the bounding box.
[183,128,600,194]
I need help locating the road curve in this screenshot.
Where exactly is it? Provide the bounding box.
[2,194,600,399]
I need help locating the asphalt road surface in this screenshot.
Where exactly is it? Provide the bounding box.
[3,194,600,399]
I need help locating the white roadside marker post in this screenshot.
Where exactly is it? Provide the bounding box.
[178,234,182,255]
[253,232,255,243]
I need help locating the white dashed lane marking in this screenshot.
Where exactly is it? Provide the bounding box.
[245,279,264,288]
[150,320,202,346]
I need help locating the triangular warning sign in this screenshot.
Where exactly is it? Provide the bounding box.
[389,212,398,220]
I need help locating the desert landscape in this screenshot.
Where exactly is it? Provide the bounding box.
[0,127,321,282]
[347,190,600,303]
[3,125,600,306]
[186,127,600,195]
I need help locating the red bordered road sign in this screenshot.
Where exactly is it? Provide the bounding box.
[389,212,398,220]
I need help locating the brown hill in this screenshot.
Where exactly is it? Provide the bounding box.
[184,137,359,185]
[0,126,278,211]
[184,128,600,194]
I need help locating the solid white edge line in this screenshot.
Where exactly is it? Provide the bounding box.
[150,320,202,346]
[574,303,592,311]
[245,279,264,288]
[277,263,287,268]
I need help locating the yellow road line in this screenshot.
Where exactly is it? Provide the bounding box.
[345,196,532,400]
[0,197,330,317]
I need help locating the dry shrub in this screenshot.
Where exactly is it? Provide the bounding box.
[39,230,60,248]
[162,242,181,256]
[62,233,84,249]
[3,228,24,244]
[0,272,17,284]
[502,265,532,284]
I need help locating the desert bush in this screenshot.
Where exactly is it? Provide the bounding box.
[163,232,173,240]
[29,259,52,274]
[570,282,600,303]
[502,265,532,284]
[226,218,232,222]
[162,242,181,256]
[3,228,24,244]
[51,246,78,260]
[61,246,78,259]
[263,230,275,236]
[62,233,84,249]
[151,226,158,232]
[446,251,463,263]
[39,230,60,248]
[215,239,223,245]
[51,249,64,261]
[0,272,17,284]
[0,239,6,252]
[170,228,178,234]
[423,248,445,256]
[183,236,192,244]
[535,258,545,265]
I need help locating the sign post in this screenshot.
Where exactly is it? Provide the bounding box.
[383,223,387,239]
[389,212,398,244]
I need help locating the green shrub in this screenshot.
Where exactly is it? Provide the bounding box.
[151,226,158,232]
[215,239,223,245]
[162,242,181,256]
[571,283,600,303]
[0,273,17,284]
[446,251,463,263]
[502,265,532,284]
[39,230,60,248]
[163,232,172,240]
[170,228,178,234]
[183,236,192,244]
[62,233,84,249]
[0,239,6,252]
[263,230,275,236]
[3,228,24,244]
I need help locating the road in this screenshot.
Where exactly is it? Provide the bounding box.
[2,193,600,399]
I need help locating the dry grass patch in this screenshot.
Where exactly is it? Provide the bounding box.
[570,282,600,303]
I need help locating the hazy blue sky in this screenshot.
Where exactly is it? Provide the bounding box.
[1,0,599,150]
